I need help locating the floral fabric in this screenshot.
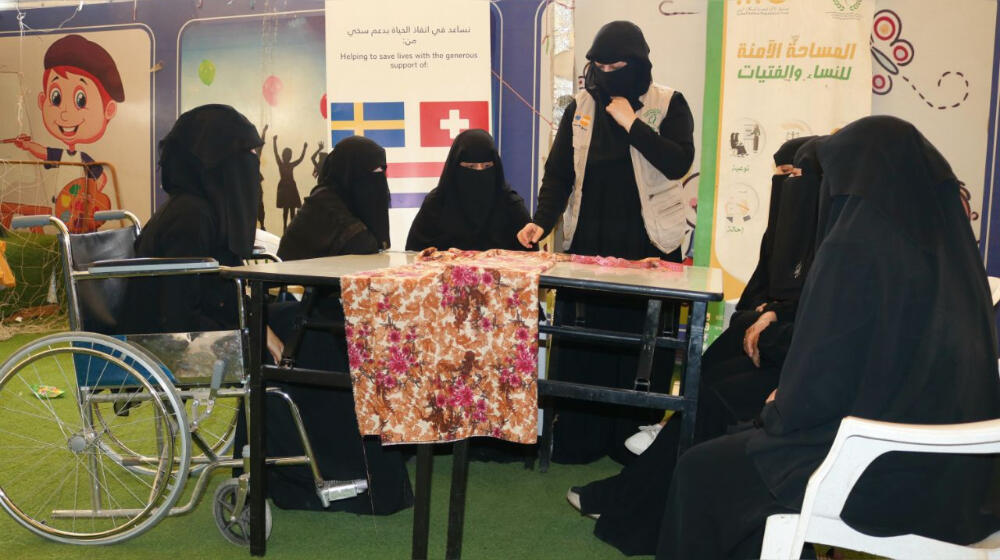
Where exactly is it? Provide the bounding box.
[341,249,558,445]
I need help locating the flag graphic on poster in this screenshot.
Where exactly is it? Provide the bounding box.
[330,101,406,147]
[419,101,489,147]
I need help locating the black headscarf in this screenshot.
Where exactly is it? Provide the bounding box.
[737,135,816,312]
[278,136,390,260]
[767,137,824,302]
[748,116,1000,543]
[323,136,391,248]
[405,129,530,252]
[158,104,262,258]
[584,21,653,108]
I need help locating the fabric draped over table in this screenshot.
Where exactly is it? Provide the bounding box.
[341,249,558,444]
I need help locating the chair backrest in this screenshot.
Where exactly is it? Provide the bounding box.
[67,226,138,333]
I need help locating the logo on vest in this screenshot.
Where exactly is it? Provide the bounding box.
[641,108,662,126]
[573,114,592,130]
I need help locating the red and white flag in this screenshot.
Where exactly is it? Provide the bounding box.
[419,101,489,147]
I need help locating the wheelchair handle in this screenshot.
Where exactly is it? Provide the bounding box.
[10,215,54,229]
[93,210,127,221]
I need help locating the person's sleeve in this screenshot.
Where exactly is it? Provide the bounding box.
[154,212,218,331]
[341,228,380,254]
[758,240,877,435]
[503,189,535,251]
[764,299,798,321]
[532,101,578,235]
[627,91,695,180]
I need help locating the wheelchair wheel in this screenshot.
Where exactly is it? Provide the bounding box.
[0,332,191,545]
[212,478,271,546]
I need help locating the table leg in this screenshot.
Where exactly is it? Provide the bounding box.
[634,299,664,391]
[678,301,707,454]
[248,280,267,556]
[412,444,434,559]
[445,440,470,559]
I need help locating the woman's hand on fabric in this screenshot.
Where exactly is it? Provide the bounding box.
[517,223,544,248]
[766,389,777,403]
[265,326,285,365]
[605,97,637,131]
[743,311,778,367]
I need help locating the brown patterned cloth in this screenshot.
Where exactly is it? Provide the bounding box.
[341,249,558,445]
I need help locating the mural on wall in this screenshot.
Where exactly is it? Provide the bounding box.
[0,28,152,228]
[869,0,997,241]
[179,11,328,235]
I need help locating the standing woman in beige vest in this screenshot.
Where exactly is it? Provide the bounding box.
[517,21,695,464]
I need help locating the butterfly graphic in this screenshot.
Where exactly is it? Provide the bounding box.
[870,9,914,95]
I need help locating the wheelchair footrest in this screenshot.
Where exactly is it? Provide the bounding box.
[317,478,368,508]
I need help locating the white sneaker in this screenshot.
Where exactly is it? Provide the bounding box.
[625,423,663,455]
[566,488,599,519]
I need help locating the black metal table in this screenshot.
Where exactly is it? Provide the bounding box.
[221,252,722,558]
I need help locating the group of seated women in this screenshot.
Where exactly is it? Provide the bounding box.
[125,20,1000,559]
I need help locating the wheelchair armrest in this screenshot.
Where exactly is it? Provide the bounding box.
[86,257,219,277]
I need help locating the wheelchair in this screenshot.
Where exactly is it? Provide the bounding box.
[0,211,367,546]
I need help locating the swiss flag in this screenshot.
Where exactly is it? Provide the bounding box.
[419,101,489,147]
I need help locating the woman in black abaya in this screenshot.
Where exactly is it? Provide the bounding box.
[566,137,825,556]
[277,135,390,260]
[657,116,1000,559]
[516,21,696,464]
[245,136,413,515]
[406,128,531,252]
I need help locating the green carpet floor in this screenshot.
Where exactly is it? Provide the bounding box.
[0,332,647,560]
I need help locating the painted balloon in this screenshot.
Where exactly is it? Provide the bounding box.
[320,93,328,119]
[262,75,283,107]
[198,59,215,86]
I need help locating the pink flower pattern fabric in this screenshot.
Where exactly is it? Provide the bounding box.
[341,249,558,445]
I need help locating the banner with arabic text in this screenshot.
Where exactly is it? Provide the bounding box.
[710,0,872,295]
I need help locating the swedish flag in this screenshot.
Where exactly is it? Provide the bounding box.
[330,102,405,147]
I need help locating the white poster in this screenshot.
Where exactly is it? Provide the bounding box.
[325,0,492,251]
[711,0,873,292]
[870,0,997,240]
[574,0,707,261]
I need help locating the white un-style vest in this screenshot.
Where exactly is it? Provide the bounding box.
[565,83,686,254]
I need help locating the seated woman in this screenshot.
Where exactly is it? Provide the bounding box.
[278,135,390,260]
[263,135,413,515]
[658,116,1000,559]
[406,128,531,252]
[120,104,282,360]
[565,136,825,555]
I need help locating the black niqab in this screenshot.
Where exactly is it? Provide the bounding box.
[737,135,816,311]
[405,129,531,252]
[322,136,391,249]
[767,137,823,301]
[158,104,262,258]
[748,115,1000,544]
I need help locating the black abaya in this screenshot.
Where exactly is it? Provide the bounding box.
[657,116,1000,559]
[405,129,531,252]
[534,21,696,465]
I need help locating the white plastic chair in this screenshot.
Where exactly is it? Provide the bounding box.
[760,416,1000,559]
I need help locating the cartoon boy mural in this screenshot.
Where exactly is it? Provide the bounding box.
[11,34,124,233]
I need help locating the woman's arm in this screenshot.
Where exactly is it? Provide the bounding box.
[627,92,696,180]
[531,101,578,236]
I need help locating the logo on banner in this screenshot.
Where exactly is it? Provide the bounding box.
[330,102,406,147]
[723,183,760,232]
[419,101,489,147]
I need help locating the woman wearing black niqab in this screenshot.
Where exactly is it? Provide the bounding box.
[277,135,390,260]
[263,135,413,515]
[406,129,531,251]
[655,116,1000,559]
[565,137,825,556]
[121,104,262,334]
[516,21,697,465]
